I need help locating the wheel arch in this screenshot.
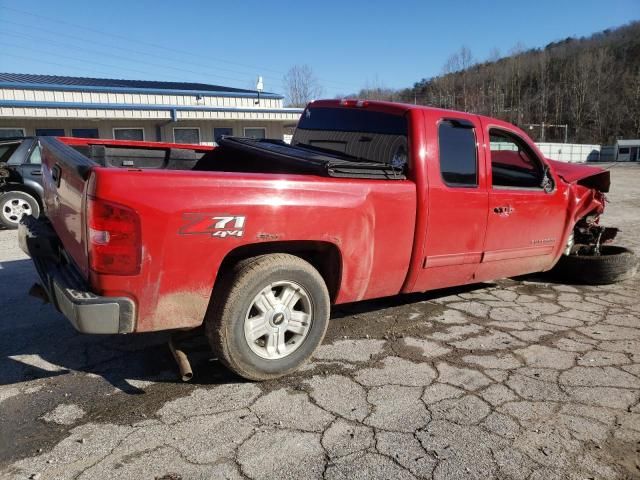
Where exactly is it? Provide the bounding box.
[216,240,343,303]
[1,182,43,208]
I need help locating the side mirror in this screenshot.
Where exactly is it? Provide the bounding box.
[541,165,554,193]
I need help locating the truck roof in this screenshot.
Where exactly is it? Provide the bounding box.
[309,99,474,118]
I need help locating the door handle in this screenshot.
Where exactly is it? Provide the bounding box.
[52,165,61,187]
[493,205,514,216]
[30,169,42,175]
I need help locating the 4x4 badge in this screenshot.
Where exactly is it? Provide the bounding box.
[179,213,246,238]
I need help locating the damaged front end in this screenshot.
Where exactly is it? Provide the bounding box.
[569,215,618,256]
[553,159,616,256]
[548,158,614,251]
[549,159,637,284]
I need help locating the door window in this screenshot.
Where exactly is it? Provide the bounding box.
[438,120,477,187]
[29,145,42,165]
[490,129,544,188]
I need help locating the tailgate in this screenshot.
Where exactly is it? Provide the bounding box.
[39,136,95,279]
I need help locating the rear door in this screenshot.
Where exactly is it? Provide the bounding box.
[16,142,44,188]
[475,121,566,281]
[412,110,489,291]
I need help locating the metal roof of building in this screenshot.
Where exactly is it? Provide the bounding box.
[616,139,640,146]
[0,73,281,98]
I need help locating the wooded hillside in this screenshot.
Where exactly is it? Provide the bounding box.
[356,22,640,144]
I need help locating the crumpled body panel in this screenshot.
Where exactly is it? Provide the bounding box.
[547,159,610,193]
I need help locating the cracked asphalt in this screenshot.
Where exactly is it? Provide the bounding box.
[1,164,639,480]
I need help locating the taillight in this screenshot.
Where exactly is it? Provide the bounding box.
[86,196,141,275]
[339,99,369,107]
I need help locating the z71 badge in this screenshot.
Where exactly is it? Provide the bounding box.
[179,213,246,238]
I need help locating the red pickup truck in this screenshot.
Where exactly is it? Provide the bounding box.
[19,100,636,380]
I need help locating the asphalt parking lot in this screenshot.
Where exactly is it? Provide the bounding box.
[1,164,639,480]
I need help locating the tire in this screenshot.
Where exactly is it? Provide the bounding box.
[0,191,40,229]
[206,254,330,381]
[551,246,638,285]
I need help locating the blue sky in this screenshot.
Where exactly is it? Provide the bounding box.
[0,0,638,97]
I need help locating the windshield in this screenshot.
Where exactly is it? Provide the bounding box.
[292,107,408,168]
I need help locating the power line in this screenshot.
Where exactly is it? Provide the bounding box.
[0,42,202,83]
[0,5,285,76]
[0,5,364,92]
[0,31,262,87]
[1,51,133,79]
[1,21,281,86]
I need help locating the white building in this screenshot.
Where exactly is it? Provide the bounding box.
[614,139,640,162]
[0,73,303,144]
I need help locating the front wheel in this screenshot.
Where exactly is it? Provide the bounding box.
[206,254,330,381]
[551,246,638,285]
[0,191,40,229]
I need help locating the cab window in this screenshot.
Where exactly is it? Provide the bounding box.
[489,129,543,189]
[438,120,477,187]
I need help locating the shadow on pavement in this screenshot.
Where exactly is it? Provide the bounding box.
[0,255,493,393]
[0,258,244,394]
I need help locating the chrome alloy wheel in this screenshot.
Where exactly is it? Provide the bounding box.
[2,197,32,224]
[244,280,313,360]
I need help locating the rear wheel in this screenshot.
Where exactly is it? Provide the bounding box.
[0,191,40,229]
[206,254,330,381]
[551,246,638,285]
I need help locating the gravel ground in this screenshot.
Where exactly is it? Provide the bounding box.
[1,164,639,480]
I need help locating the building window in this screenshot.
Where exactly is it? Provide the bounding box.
[36,128,65,136]
[438,120,477,187]
[213,127,233,144]
[113,128,144,141]
[244,127,266,139]
[173,127,200,144]
[0,128,25,138]
[72,128,99,138]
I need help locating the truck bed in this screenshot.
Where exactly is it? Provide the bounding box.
[37,134,417,332]
[195,137,406,180]
[58,136,406,180]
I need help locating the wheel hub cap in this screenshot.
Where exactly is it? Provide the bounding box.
[271,312,285,326]
[244,281,313,360]
[2,198,32,224]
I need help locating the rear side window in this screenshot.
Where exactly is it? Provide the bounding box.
[29,145,42,165]
[292,107,408,167]
[438,120,477,187]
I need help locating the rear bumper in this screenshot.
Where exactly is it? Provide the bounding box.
[18,215,135,334]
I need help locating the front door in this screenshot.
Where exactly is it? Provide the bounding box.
[475,122,566,281]
[412,111,489,292]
